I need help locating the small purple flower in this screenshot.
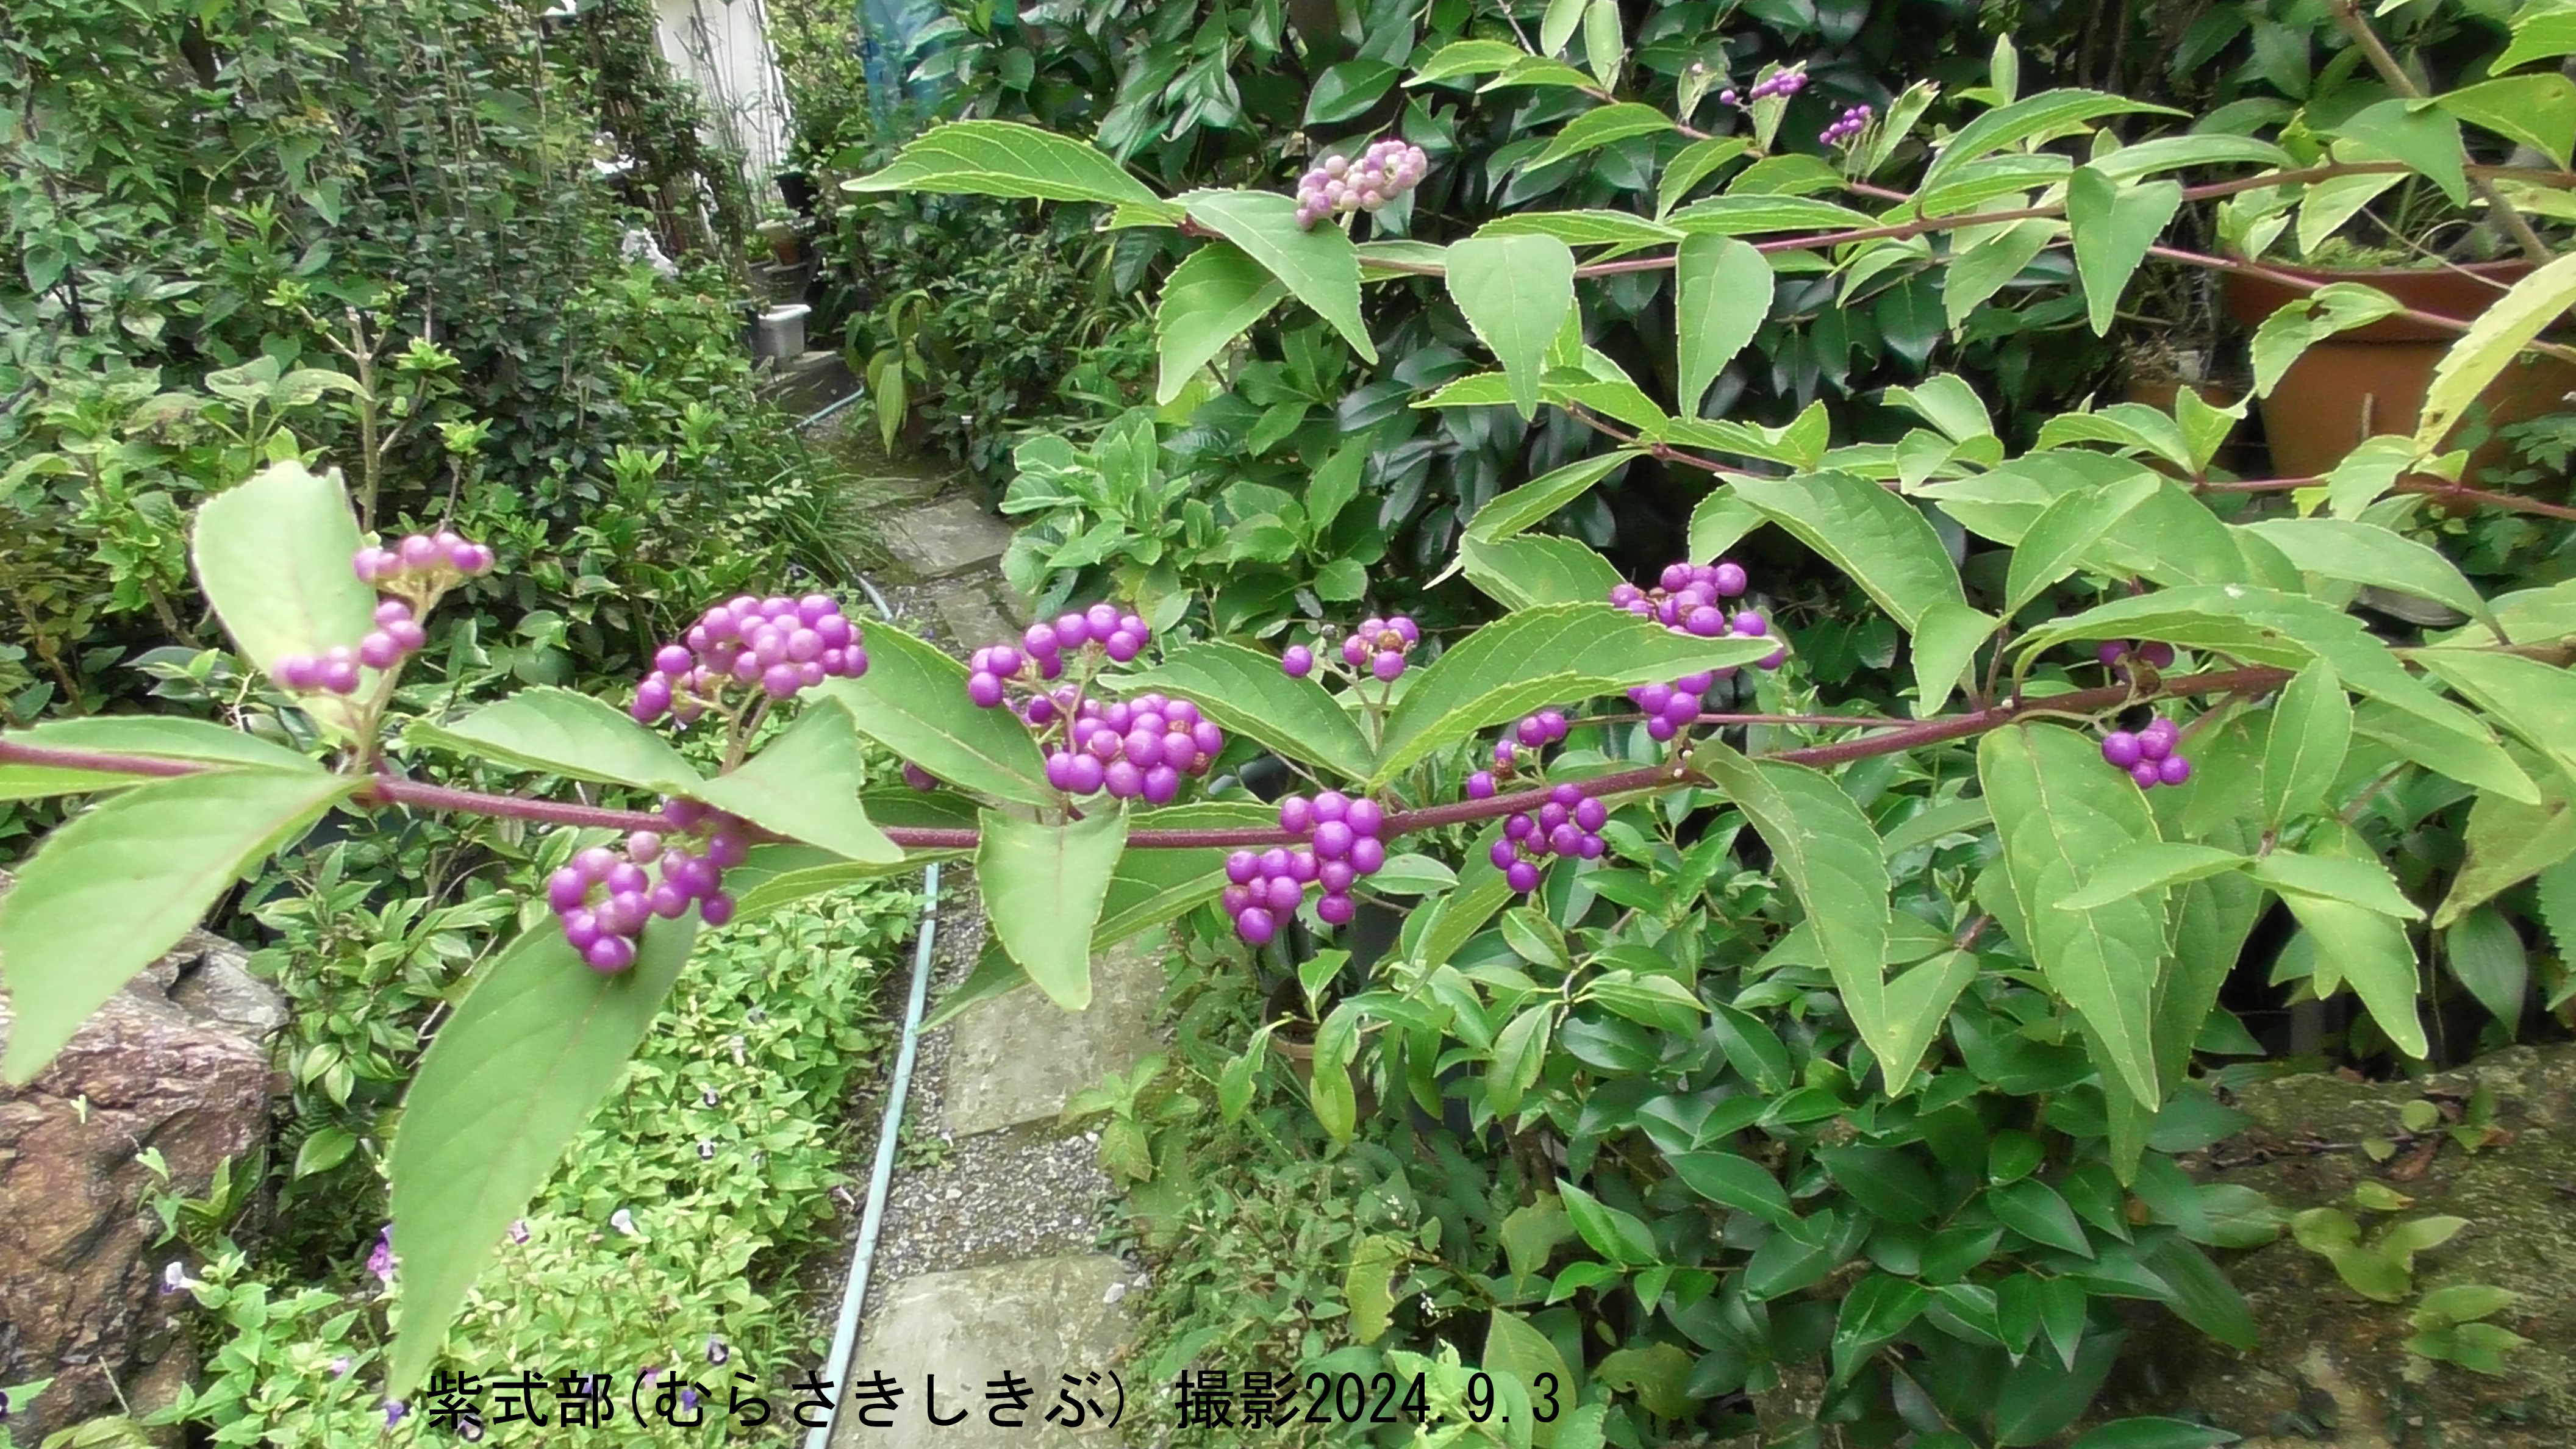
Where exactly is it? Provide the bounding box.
[331,1356,353,1379]
[700,1086,720,1107]
[681,1387,701,1412]
[385,1401,409,1428]
[508,1220,530,1245]
[458,1412,486,1441]
[160,1261,192,1296]
[707,1336,730,1365]
[367,1228,395,1286]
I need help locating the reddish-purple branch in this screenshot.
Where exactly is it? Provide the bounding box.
[0,662,2297,853]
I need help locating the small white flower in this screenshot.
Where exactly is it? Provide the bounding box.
[609,1208,638,1236]
[159,1261,196,1296]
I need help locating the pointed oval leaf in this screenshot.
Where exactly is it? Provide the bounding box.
[690,707,900,862]
[409,686,701,794]
[191,461,379,737]
[977,807,1129,1009]
[1446,235,1576,421]
[817,624,1055,807]
[1120,640,1375,781]
[843,120,1173,212]
[1154,244,1287,405]
[1731,471,1967,632]
[0,768,354,1082]
[1675,234,1773,416]
[2263,661,2353,828]
[1182,190,1375,362]
[385,917,698,1396]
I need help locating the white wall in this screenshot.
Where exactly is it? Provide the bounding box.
[651,0,795,199]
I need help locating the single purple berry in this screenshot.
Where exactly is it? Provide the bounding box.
[1506,860,1541,893]
[1282,645,1314,678]
[1312,790,1350,824]
[2139,641,2177,669]
[2139,717,2179,762]
[1372,651,1405,682]
[2158,754,2192,786]
[1237,907,1276,945]
[967,671,1006,709]
[1467,771,1497,799]
[1313,820,1354,860]
[585,936,637,973]
[700,892,736,928]
[1575,798,1607,831]
[2130,760,2163,790]
[1345,798,1383,836]
[1317,892,1356,926]
[2102,731,2143,769]
[1490,839,1518,870]
[1349,837,1385,875]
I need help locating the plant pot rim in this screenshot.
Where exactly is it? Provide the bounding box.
[2220,257,2550,343]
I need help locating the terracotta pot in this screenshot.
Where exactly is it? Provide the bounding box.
[2220,260,2576,482]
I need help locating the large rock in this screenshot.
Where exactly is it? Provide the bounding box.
[0,871,284,1439]
[2104,1045,2576,1447]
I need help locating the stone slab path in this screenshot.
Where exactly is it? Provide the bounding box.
[820,472,1156,1447]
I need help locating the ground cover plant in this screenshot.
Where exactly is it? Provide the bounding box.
[10,2,2576,1445]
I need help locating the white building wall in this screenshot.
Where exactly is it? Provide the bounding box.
[651,0,795,197]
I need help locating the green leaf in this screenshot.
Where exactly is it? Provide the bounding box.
[2089,134,2290,181]
[2333,98,2467,205]
[1830,1273,1931,1386]
[412,686,701,793]
[1460,535,1624,609]
[2067,166,2182,335]
[2278,891,2428,1058]
[2005,472,2163,615]
[843,120,1174,213]
[1665,195,1877,235]
[1910,600,2000,718]
[1154,244,1287,405]
[1345,1233,1405,1343]
[2254,851,2422,919]
[1980,724,2167,1104]
[1093,802,1272,945]
[1535,102,1673,166]
[2419,250,2576,451]
[2500,4,2576,71]
[1183,190,1375,361]
[1989,1178,2094,1256]
[1486,1005,1553,1118]
[2068,1417,2241,1448]
[1370,603,1775,784]
[2542,856,2576,978]
[2415,648,2576,788]
[1122,640,1374,780]
[1819,1144,1942,1224]
[1919,90,2181,195]
[2054,842,2250,911]
[1670,1151,1795,1228]
[976,807,1129,1010]
[1730,471,1966,632]
[190,461,377,739]
[2445,906,2530,1028]
[2445,72,2576,165]
[0,768,352,1082]
[1558,1179,1658,1265]
[1687,486,1763,564]
[2436,786,2576,928]
[1694,745,1933,1087]
[2243,519,2497,635]
[1674,235,1772,416]
[1410,38,1531,84]
[1657,137,1751,216]
[690,707,900,862]
[1945,220,2060,329]
[1445,235,1576,421]
[1465,451,1642,544]
[7,716,320,774]
[1480,210,1683,254]
[2263,661,2352,828]
[385,917,696,1395]
[817,624,1054,807]
[2250,283,2403,396]
[1483,1310,1575,1449]
[1306,60,1400,124]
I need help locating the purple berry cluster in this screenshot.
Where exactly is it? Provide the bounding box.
[2102,717,2192,790]
[270,533,492,695]
[1342,615,1420,681]
[2097,639,2177,681]
[1491,782,1608,893]
[1611,561,1783,739]
[968,603,1153,710]
[1820,103,1873,147]
[1222,792,1388,943]
[1470,707,1572,797]
[1037,690,1225,803]
[633,594,868,724]
[1294,140,1430,229]
[1716,68,1809,108]
[547,800,746,972]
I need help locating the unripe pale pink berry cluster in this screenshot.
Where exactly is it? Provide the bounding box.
[1293,140,1429,228]
[633,594,867,724]
[2102,716,2192,790]
[2098,639,2177,682]
[1820,103,1873,146]
[1612,560,1783,739]
[547,799,746,972]
[1223,792,1388,943]
[1492,781,1608,893]
[1038,691,1225,803]
[1716,68,1808,107]
[271,535,490,695]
